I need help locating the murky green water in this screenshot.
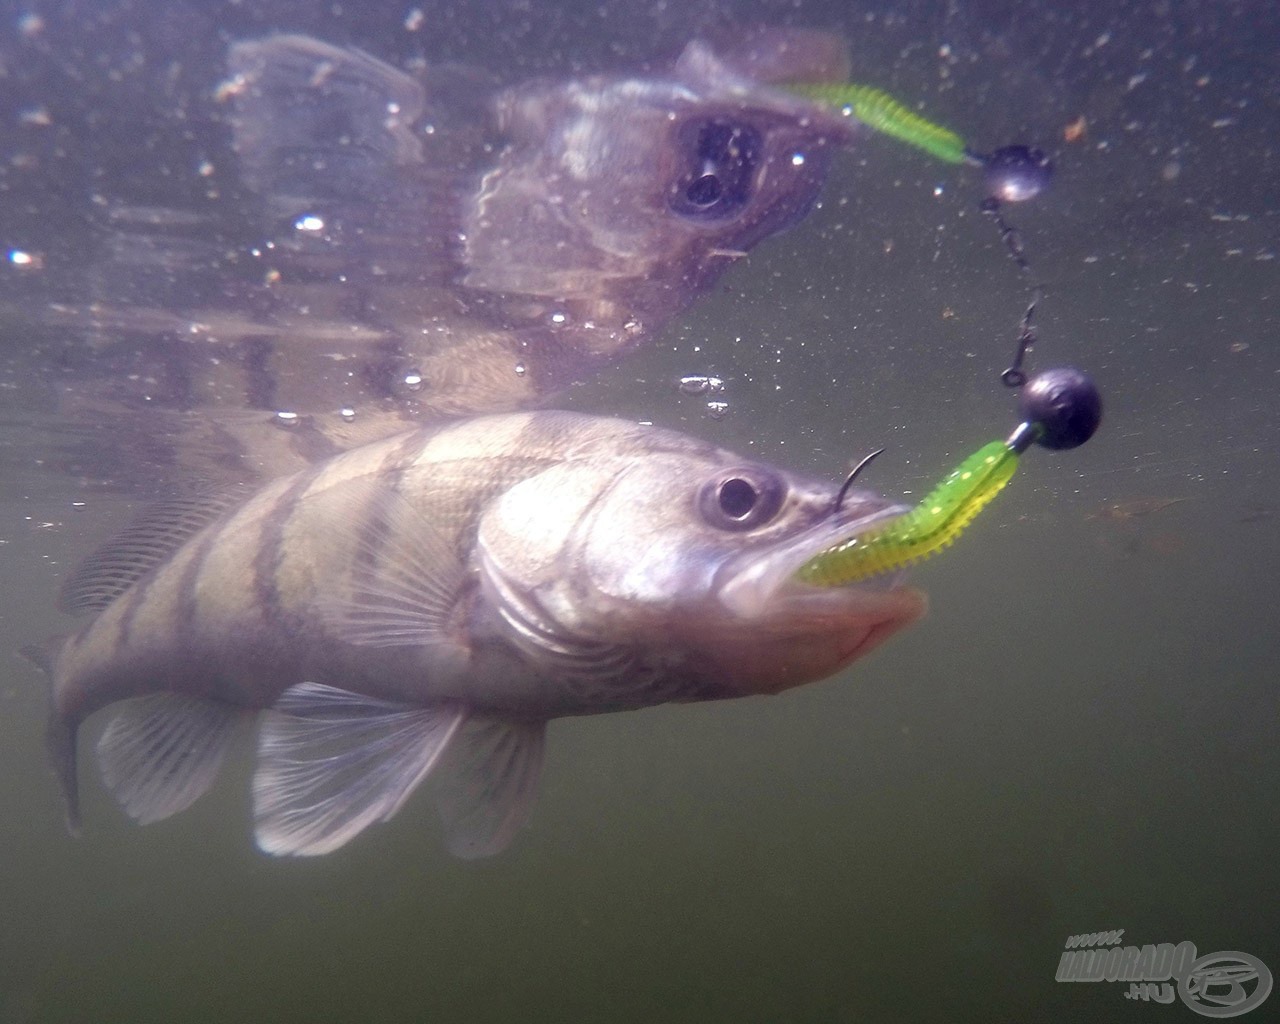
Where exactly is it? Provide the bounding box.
[1,1,1276,1021]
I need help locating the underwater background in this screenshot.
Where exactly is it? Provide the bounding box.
[0,0,1276,1021]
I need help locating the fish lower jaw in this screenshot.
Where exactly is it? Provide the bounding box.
[682,585,927,697]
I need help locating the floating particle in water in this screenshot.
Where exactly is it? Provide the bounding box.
[19,106,51,127]
[705,401,729,419]
[273,410,300,429]
[294,214,325,233]
[404,7,424,31]
[678,375,725,396]
[8,248,43,269]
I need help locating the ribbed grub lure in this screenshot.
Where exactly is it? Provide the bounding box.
[796,439,1020,586]
[797,368,1104,588]
[787,82,970,165]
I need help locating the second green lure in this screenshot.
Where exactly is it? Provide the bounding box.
[788,82,970,165]
[797,440,1020,587]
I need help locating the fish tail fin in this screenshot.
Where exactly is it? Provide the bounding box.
[20,638,82,836]
[46,712,82,836]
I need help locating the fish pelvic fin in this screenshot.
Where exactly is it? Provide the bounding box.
[253,683,546,857]
[254,682,468,857]
[20,638,82,836]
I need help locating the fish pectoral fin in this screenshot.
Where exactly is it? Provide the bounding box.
[430,717,546,860]
[96,694,242,825]
[312,480,470,669]
[253,682,466,857]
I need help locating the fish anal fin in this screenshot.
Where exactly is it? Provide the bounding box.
[432,718,546,859]
[96,695,242,825]
[253,682,465,857]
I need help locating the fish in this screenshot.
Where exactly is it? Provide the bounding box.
[27,411,926,857]
[18,29,859,491]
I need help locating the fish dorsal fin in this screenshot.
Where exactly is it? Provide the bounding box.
[431,717,546,859]
[227,34,427,203]
[253,682,466,857]
[58,491,246,614]
[96,694,242,824]
[313,480,470,671]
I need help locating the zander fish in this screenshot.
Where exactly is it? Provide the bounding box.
[23,29,859,490]
[29,412,925,857]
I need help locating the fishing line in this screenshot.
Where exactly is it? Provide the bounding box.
[786,79,1105,577]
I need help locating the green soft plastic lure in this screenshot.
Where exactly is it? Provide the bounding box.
[796,439,1020,586]
[788,82,970,165]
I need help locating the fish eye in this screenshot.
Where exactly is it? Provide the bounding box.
[669,119,761,221]
[719,477,757,518]
[698,470,785,531]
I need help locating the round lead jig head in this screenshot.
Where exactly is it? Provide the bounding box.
[980,145,1054,203]
[1010,367,1103,452]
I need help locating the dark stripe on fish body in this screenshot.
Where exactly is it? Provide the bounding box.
[252,465,329,634]
[174,521,226,639]
[358,430,442,571]
[239,337,277,411]
[385,428,437,485]
[113,534,169,655]
[287,415,343,464]
[379,430,443,513]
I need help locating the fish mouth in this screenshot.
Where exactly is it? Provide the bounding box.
[715,502,917,622]
[700,502,926,694]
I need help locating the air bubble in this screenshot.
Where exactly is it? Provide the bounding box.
[678,375,725,396]
[340,407,357,423]
[273,410,300,429]
[402,370,424,392]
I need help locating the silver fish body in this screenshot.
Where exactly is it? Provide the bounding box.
[36,411,924,857]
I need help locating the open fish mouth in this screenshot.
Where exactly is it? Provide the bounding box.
[699,501,926,693]
[715,502,917,621]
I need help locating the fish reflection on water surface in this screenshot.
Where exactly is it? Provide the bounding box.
[29,412,925,856]
[35,29,857,488]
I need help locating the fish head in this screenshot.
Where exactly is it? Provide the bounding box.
[466,32,856,321]
[476,436,925,699]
